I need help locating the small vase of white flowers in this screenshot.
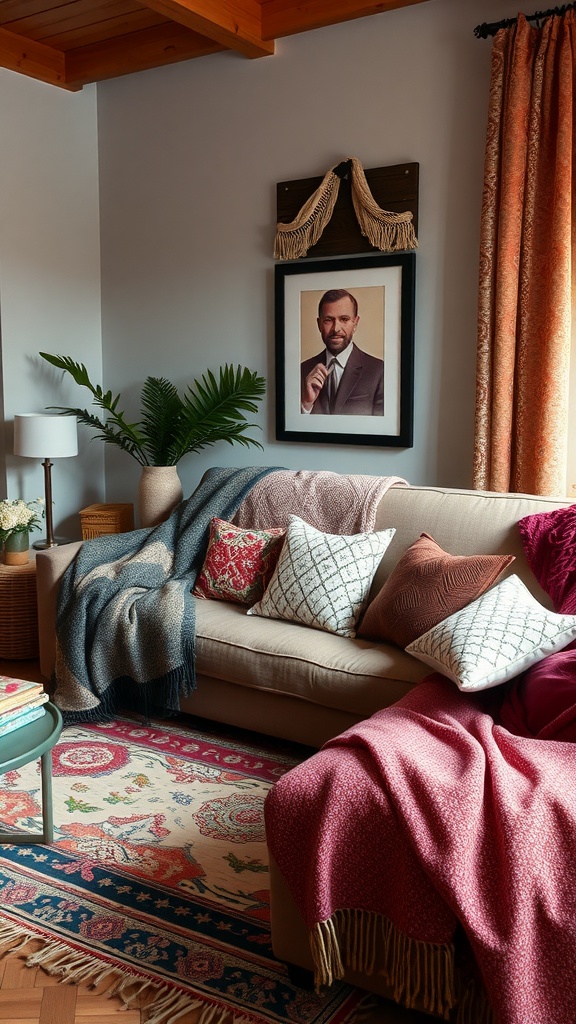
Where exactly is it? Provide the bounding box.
[0,498,44,565]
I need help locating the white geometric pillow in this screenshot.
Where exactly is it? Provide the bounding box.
[406,574,576,692]
[247,515,395,638]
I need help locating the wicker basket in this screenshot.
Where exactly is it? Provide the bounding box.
[80,503,135,540]
[0,562,39,659]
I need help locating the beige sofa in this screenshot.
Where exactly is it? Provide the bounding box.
[37,482,569,749]
[36,479,570,1017]
[36,479,569,745]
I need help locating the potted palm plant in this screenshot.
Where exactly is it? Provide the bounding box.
[40,353,266,526]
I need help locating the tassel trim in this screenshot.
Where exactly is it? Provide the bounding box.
[0,919,264,1024]
[274,168,341,259]
[274,156,418,259]
[349,157,419,253]
[310,910,456,1021]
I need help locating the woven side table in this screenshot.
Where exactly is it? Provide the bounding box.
[80,503,134,539]
[0,561,39,660]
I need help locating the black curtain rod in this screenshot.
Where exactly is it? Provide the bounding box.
[474,3,576,38]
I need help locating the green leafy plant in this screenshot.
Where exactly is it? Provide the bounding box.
[39,353,266,467]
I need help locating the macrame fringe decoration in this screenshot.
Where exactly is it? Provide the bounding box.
[274,156,418,260]
[273,166,342,260]
[348,157,419,254]
[310,910,456,1021]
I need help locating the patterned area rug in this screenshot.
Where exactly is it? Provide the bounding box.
[0,716,363,1024]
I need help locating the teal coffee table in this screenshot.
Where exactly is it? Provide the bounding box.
[0,702,63,844]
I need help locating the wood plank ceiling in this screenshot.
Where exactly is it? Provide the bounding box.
[0,0,430,91]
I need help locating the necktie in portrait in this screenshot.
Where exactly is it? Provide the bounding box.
[327,358,338,412]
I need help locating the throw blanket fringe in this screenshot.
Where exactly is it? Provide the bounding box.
[455,979,495,1024]
[310,910,456,1019]
[0,919,266,1024]
[53,656,194,725]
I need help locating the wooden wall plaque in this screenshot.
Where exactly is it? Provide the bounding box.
[276,162,419,259]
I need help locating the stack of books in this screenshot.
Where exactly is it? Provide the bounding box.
[0,676,49,738]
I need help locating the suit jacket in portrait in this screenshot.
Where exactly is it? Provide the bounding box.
[301,343,384,416]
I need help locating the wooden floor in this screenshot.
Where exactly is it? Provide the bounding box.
[0,658,416,1024]
[0,939,144,1024]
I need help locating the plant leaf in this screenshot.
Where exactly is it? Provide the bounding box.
[139,378,185,466]
[39,354,266,466]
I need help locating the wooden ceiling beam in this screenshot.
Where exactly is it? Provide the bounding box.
[260,0,431,40]
[137,0,274,58]
[0,0,432,88]
[64,21,224,87]
[0,24,77,89]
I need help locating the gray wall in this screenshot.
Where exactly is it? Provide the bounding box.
[0,71,103,538]
[96,0,521,505]
[0,0,524,529]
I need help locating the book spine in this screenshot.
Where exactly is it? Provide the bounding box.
[0,693,49,725]
[0,706,46,737]
[0,687,45,714]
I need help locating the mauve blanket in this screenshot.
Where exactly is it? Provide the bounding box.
[234,470,406,533]
[265,674,576,1024]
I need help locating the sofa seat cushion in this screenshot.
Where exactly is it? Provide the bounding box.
[194,598,429,718]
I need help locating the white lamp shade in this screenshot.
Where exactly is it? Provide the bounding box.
[14,414,78,459]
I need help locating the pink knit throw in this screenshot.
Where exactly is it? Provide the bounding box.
[517,503,576,614]
[234,471,406,533]
[265,675,576,1024]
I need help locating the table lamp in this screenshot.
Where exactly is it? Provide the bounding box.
[13,414,78,549]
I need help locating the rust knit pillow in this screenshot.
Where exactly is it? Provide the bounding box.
[194,518,286,606]
[357,533,514,648]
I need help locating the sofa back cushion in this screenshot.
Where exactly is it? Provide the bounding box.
[371,485,570,607]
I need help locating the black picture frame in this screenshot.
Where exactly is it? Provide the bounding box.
[275,253,416,447]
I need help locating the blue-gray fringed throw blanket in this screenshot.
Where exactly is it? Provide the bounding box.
[53,466,279,724]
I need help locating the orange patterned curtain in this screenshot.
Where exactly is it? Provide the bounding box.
[473,11,575,496]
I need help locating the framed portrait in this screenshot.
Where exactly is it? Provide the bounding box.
[275,253,416,447]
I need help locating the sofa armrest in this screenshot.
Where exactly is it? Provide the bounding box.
[36,542,83,679]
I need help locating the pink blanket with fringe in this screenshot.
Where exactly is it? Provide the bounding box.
[265,675,576,1024]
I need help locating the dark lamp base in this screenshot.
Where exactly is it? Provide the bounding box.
[33,537,74,550]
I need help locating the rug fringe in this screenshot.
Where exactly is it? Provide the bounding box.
[0,919,250,1024]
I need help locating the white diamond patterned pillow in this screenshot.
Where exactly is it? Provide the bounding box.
[247,515,395,638]
[405,574,576,692]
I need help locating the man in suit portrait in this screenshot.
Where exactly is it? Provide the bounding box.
[301,288,384,416]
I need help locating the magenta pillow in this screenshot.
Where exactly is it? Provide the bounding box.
[499,649,576,741]
[357,533,514,648]
[518,504,576,614]
[500,505,576,740]
[194,518,285,605]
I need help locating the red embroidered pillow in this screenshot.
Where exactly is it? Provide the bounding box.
[194,518,286,605]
